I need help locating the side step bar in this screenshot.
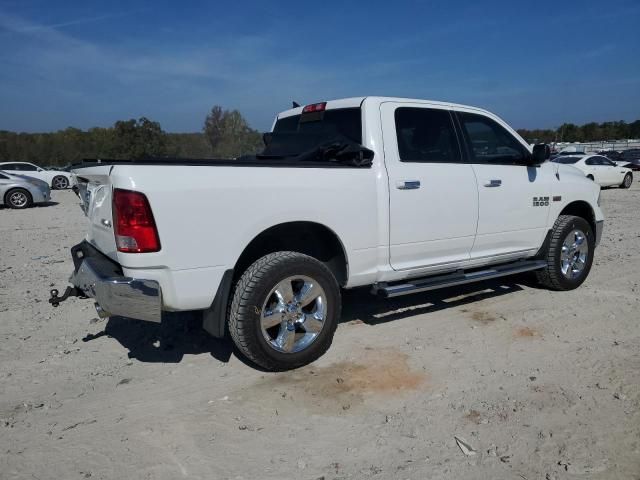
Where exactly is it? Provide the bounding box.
[373,259,547,298]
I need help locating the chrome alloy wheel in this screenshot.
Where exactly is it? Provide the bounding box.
[53,176,69,189]
[560,229,589,279]
[9,191,28,207]
[260,275,327,353]
[624,174,632,188]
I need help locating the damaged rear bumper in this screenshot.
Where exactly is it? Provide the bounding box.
[51,241,162,323]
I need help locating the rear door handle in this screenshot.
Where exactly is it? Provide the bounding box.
[484,179,502,187]
[396,180,421,190]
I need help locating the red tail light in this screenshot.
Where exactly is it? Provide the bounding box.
[113,189,160,253]
[302,102,326,113]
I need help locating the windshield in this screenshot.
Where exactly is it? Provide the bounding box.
[552,156,582,164]
[264,107,362,157]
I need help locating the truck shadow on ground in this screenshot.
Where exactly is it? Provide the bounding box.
[83,312,234,364]
[83,274,532,365]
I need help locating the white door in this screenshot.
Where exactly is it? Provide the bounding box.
[598,156,623,185]
[456,111,554,260]
[584,157,611,185]
[381,102,479,271]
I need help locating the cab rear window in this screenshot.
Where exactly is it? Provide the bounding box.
[266,108,362,157]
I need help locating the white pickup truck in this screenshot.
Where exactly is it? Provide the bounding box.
[50,97,604,370]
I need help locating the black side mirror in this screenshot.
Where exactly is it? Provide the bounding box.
[262,132,273,146]
[531,144,550,164]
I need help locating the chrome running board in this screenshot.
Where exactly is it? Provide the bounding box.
[373,259,546,298]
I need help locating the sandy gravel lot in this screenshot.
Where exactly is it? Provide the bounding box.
[1,184,639,480]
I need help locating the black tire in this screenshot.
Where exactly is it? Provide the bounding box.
[52,175,69,190]
[228,251,341,371]
[5,188,33,209]
[620,173,633,189]
[586,174,594,181]
[535,215,594,291]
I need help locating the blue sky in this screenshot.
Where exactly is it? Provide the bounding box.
[1,0,639,133]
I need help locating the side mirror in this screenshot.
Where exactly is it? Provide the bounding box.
[37,168,43,172]
[531,144,550,164]
[262,132,273,146]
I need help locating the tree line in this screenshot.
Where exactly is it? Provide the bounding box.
[517,119,640,144]
[0,106,263,167]
[1,107,640,167]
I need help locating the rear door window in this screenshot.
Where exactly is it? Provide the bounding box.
[394,107,461,163]
[16,163,38,171]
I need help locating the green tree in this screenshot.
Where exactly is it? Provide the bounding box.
[111,117,167,159]
[203,105,262,158]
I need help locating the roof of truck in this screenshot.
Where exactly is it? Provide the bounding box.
[276,96,493,119]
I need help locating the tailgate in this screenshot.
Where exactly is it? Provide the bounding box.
[72,166,119,262]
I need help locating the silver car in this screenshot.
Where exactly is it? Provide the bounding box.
[0,170,51,209]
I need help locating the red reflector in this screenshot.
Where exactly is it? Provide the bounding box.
[302,102,326,113]
[113,189,160,253]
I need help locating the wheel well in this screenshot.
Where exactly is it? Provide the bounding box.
[559,201,596,234]
[233,222,348,286]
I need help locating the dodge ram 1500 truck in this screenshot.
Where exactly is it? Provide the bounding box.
[50,97,604,370]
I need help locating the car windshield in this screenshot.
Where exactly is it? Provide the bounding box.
[263,107,362,158]
[552,156,582,164]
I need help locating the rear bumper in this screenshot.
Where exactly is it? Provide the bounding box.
[595,220,604,247]
[69,242,162,322]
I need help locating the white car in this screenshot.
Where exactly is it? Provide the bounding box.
[50,96,604,370]
[0,162,74,190]
[552,155,633,188]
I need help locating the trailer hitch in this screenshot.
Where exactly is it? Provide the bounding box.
[49,286,85,307]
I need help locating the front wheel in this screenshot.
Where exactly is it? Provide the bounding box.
[5,188,33,209]
[621,173,633,189]
[535,215,594,291]
[228,251,341,371]
[52,175,69,190]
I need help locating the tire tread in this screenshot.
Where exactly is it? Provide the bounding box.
[228,251,339,371]
[536,214,591,290]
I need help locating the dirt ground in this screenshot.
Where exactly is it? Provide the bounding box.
[1,184,639,480]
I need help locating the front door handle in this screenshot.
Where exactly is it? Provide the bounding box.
[396,180,421,190]
[484,179,502,187]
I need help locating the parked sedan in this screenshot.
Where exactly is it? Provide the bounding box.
[0,162,74,189]
[552,154,633,188]
[0,171,51,208]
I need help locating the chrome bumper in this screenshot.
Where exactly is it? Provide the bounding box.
[70,242,162,323]
[595,220,604,247]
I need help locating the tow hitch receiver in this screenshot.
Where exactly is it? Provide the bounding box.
[49,286,85,307]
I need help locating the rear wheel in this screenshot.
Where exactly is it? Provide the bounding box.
[5,188,33,209]
[52,175,69,190]
[536,215,594,291]
[228,251,341,371]
[621,173,632,189]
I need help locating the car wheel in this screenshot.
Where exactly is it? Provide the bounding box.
[52,175,69,190]
[228,251,341,371]
[620,173,632,189]
[5,188,33,209]
[586,174,594,181]
[535,215,594,291]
